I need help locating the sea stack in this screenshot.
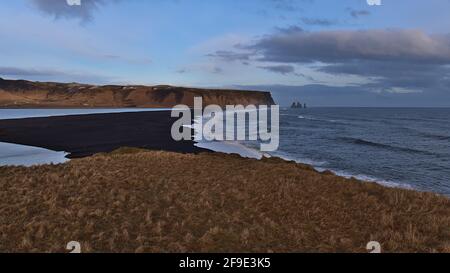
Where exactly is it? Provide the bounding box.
[291,101,303,109]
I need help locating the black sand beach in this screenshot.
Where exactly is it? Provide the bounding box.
[0,111,208,158]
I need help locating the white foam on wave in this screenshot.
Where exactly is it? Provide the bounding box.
[191,111,416,192]
[192,111,268,159]
[195,136,415,191]
[195,141,264,159]
[316,167,415,190]
[269,150,328,167]
[196,138,414,191]
[298,115,341,123]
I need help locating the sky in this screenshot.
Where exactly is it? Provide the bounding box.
[0,0,450,106]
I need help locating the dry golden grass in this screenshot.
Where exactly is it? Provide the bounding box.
[0,148,449,253]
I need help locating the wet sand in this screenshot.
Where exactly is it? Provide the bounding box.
[0,111,208,158]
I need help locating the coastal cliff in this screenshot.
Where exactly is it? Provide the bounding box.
[0,78,275,108]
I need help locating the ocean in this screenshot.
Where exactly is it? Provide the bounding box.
[237,108,450,196]
[1,108,449,196]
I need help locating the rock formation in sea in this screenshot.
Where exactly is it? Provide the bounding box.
[291,102,303,109]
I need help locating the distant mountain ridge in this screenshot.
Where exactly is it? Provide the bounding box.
[0,78,275,108]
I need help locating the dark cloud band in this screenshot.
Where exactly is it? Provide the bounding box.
[249,28,450,64]
[230,27,450,93]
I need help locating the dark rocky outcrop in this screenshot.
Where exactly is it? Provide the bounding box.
[291,101,303,109]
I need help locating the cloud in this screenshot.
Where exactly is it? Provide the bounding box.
[174,63,225,75]
[259,65,296,75]
[176,68,187,74]
[206,50,253,62]
[249,28,450,64]
[212,67,223,74]
[347,9,371,19]
[0,66,114,84]
[30,0,118,22]
[320,61,450,93]
[101,54,152,65]
[234,84,450,107]
[256,0,314,19]
[0,66,64,77]
[319,61,449,86]
[269,0,300,12]
[300,17,337,27]
[222,27,450,94]
[274,25,304,34]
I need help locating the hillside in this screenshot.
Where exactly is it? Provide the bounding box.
[0,149,449,252]
[0,78,275,108]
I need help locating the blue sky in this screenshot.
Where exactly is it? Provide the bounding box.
[1,0,450,106]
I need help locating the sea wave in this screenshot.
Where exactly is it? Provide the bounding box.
[195,140,265,159]
[269,151,328,167]
[424,133,450,141]
[198,138,415,191]
[194,136,418,192]
[298,115,349,125]
[398,126,450,141]
[418,132,450,141]
[316,168,415,190]
[338,137,436,156]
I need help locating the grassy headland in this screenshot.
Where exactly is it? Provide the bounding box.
[0,148,449,253]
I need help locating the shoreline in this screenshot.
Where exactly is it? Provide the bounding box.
[0,111,209,158]
[0,110,441,196]
[0,136,437,197]
[195,139,422,194]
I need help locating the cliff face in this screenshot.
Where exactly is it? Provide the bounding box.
[0,78,275,108]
